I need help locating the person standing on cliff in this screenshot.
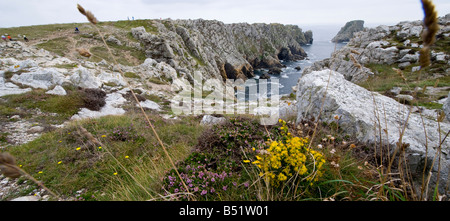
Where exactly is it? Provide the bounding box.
[7,34,12,41]
[1,34,6,42]
[23,35,29,42]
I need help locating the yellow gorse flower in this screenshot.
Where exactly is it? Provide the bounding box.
[252,120,326,187]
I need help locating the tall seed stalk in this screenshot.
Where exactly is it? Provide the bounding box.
[76,4,192,200]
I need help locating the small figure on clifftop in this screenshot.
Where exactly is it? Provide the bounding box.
[23,35,29,42]
[7,34,12,41]
[1,35,6,42]
[75,27,79,33]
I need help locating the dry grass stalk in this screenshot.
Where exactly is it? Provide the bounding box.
[77,4,98,25]
[349,54,362,70]
[433,79,439,88]
[0,152,21,178]
[419,0,439,68]
[76,48,91,58]
[76,4,192,200]
[0,152,60,199]
[392,68,407,82]
[350,49,361,55]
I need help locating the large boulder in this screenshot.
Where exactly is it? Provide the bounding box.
[10,68,66,90]
[69,67,101,89]
[296,69,450,196]
[200,115,227,125]
[0,74,32,97]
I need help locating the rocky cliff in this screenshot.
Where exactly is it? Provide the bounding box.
[331,20,364,43]
[131,19,311,82]
[304,14,450,83]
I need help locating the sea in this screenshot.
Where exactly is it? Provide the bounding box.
[248,25,347,97]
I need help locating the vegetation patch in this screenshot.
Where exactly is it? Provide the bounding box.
[124,72,140,79]
[161,116,385,201]
[80,88,107,111]
[359,62,449,109]
[36,37,71,57]
[4,113,204,200]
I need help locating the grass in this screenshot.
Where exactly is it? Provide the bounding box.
[358,63,449,109]
[89,43,146,66]
[53,63,78,69]
[113,20,159,34]
[35,37,71,57]
[3,112,203,200]
[1,113,387,201]
[2,88,84,122]
[148,77,170,85]
[0,23,88,41]
[124,72,141,79]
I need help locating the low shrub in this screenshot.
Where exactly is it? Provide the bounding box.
[251,119,326,188]
[80,88,106,111]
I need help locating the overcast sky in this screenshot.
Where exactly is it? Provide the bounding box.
[1,0,449,29]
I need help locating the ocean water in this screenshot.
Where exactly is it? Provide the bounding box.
[252,40,346,96]
[240,25,347,99]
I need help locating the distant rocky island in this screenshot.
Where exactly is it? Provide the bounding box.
[332,20,365,43]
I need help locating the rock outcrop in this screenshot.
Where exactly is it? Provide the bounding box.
[332,20,364,43]
[444,91,450,122]
[296,69,450,197]
[304,14,450,83]
[131,19,310,82]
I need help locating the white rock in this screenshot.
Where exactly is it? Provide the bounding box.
[7,59,38,72]
[395,94,414,102]
[410,26,423,37]
[444,92,450,122]
[200,115,227,125]
[106,35,122,46]
[45,85,67,96]
[45,57,74,67]
[0,76,32,97]
[139,100,161,111]
[10,68,66,89]
[398,53,419,63]
[69,67,101,89]
[411,66,421,72]
[98,71,127,87]
[27,126,45,133]
[390,87,402,95]
[403,39,411,46]
[10,196,40,201]
[435,53,447,62]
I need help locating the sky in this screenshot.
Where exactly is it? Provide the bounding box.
[1,0,449,30]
